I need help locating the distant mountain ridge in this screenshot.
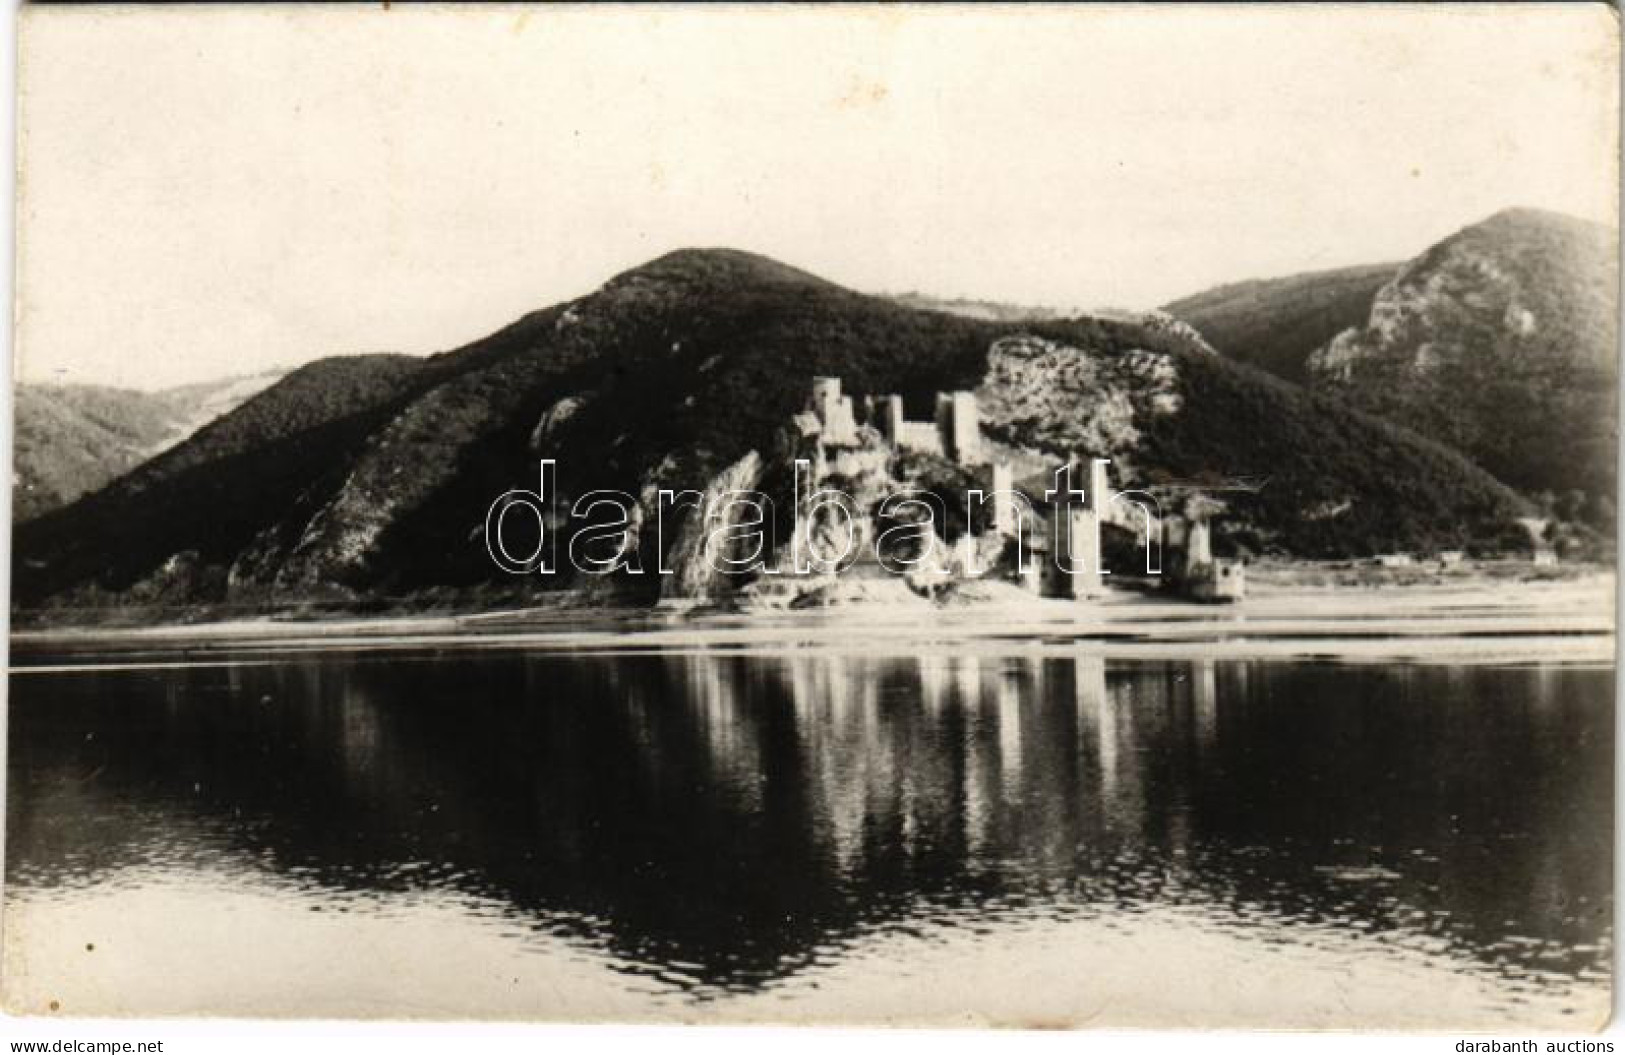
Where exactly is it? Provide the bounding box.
[886,292,1071,323]
[1161,262,1400,383]
[12,369,287,522]
[14,247,1527,614]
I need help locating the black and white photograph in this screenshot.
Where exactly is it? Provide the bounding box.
[1,2,1618,1044]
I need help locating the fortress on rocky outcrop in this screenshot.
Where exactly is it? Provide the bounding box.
[799,377,983,465]
[795,376,1244,603]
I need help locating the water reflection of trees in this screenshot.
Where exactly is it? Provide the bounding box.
[6,652,1612,991]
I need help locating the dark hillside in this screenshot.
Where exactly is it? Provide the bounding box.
[12,370,285,521]
[1162,262,1398,383]
[1308,208,1617,512]
[13,249,1529,611]
[14,355,425,602]
[1141,352,1528,556]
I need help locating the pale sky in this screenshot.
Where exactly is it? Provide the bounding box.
[17,4,1620,389]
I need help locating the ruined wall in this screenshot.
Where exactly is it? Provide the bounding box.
[934,391,982,464]
[894,420,943,456]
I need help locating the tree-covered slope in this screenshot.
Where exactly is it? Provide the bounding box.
[12,370,284,522]
[1307,208,1617,516]
[13,249,1528,611]
[14,355,425,604]
[1161,262,1398,383]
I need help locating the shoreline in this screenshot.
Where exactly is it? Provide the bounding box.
[9,573,1616,668]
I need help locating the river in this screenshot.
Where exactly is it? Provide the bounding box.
[3,640,1613,1026]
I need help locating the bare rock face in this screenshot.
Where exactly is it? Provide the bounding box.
[128,550,224,606]
[529,394,592,453]
[1306,208,1617,501]
[1307,248,1525,382]
[1140,310,1218,357]
[659,450,764,601]
[976,335,1181,468]
[271,356,543,591]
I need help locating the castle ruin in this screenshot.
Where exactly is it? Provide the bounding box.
[800,380,986,467]
[796,376,1240,602]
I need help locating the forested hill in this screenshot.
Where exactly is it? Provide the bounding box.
[12,370,285,521]
[1306,208,1618,514]
[1161,262,1399,384]
[14,248,1526,612]
[1165,207,1617,530]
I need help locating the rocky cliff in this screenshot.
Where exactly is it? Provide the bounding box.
[1170,207,1616,524]
[1310,209,1616,518]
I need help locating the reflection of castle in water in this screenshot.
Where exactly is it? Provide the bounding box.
[6,650,1607,995]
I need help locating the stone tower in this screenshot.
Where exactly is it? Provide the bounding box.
[1047,458,1112,600]
[1186,519,1212,567]
[990,462,1016,535]
[1056,506,1106,600]
[808,376,857,445]
[879,394,906,444]
[810,377,842,416]
[934,391,982,465]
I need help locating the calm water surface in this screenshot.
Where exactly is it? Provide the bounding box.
[4,648,1613,1024]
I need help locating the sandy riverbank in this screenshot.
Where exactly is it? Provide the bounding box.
[9,571,1615,667]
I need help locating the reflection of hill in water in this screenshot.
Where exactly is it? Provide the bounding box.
[6,653,1612,994]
